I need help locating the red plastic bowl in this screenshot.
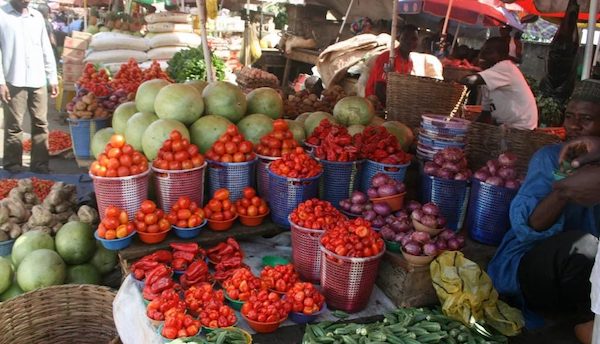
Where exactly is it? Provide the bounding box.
[241,312,287,333]
[138,228,171,244]
[208,215,238,231]
[239,209,270,227]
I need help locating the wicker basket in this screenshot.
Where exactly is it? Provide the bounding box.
[0,285,120,344]
[386,73,468,129]
[466,122,561,175]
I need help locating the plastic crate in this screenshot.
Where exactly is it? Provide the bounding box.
[256,154,279,200]
[91,168,151,221]
[319,243,384,313]
[420,174,469,231]
[319,160,364,209]
[467,179,518,245]
[207,158,257,201]
[290,217,325,283]
[152,163,206,212]
[360,160,410,192]
[267,168,321,228]
[68,118,110,159]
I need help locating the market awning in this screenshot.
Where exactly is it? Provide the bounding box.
[422,0,521,27]
[501,0,600,20]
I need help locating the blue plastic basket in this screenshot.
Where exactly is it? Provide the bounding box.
[173,219,207,239]
[420,174,470,231]
[467,179,518,245]
[267,167,321,228]
[94,230,136,251]
[360,160,410,192]
[256,154,279,200]
[0,239,14,256]
[67,118,111,159]
[207,158,257,201]
[319,159,364,209]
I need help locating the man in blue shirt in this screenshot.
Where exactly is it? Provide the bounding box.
[487,79,600,333]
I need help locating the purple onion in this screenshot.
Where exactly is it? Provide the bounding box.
[396,182,406,193]
[439,229,455,241]
[391,220,411,233]
[367,188,379,199]
[433,154,445,167]
[363,210,377,222]
[350,191,368,205]
[364,203,373,211]
[395,210,409,218]
[436,168,454,180]
[442,162,461,173]
[487,160,499,176]
[372,216,386,228]
[447,238,461,250]
[420,214,438,229]
[454,172,469,181]
[498,152,517,167]
[371,173,389,188]
[504,179,521,190]
[411,231,430,244]
[350,204,364,215]
[422,203,440,216]
[339,199,352,211]
[424,162,439,176]
[380,227,396,241]
[406,201,422,213]
[455,235,466,248]
[435,240,448,251]
[377,184,398,197]
[474,168,490,182]
[437,217,447,228]
[497,167,517,180]
[485,176,504,186]
[394,232,407,243]
[401,231,414,246]
[442,147,464,162]
[411,209,424,222]
[373,202,392,216]
[423,243,438,256]
[403,241,422,256]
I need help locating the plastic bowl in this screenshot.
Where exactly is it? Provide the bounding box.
[202,321,238,334]
[239,210,270,227]
[138,228,171,244]
[94,230,136,250]
[262,256,290,267]
[224,292,245,311]
[157,324,199,343]
[241,312,287,333]
[149,318,164,328]
[289,304,326,324]
[371,192,406,212]
[412,218,443,236]
[208,215,238,231]
[401,249,435,266]
[173,219,207,239]
[385,240,401,253]
[0,239,15,256]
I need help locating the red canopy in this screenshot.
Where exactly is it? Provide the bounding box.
[423,0,515,26]
[504,0,600,20]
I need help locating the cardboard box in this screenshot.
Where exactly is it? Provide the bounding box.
[62,47,85,63]
[71,31,92,42]
[62,71,81,83]
[62,62,84,75]
[64,36,88,50]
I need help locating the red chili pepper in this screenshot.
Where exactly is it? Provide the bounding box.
[172,258,188,271]
[173,251,195,263]
[169,242,199,253]
[150,276,175,294]
[149,250,173,263]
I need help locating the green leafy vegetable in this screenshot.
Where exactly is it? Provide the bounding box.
[167,47,226,83]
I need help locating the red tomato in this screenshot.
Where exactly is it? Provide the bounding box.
[169,161,182,170]
[170,130,182,141]
[140,200,157,214]
[224,142,236,155]
[239,141,252,153]
[242,187,256,200]
[181,160,194,170]
[213,142,226,156]
[232,152,245,162]
[118,211,128,225]
[145,213,158,225]
[220,154,233,163]
[213,189,229,201]
[177,209,192,220]
[105,206,120,218]
[174,150,189,162]
[158,218,170,231]
[117,166,130,177]
[110,134,126,148]
[191,155,205,167]
[177,197,191,209]
[121,144,134,155]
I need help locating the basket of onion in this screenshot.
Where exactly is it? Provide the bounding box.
[467,152,523,246]
[410,202,447,237]
[367,173,407,211]
[338,191,371,219]
[421,147,471,231]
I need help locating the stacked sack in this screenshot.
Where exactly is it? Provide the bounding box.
[84,32,150,66]
[145,12,201,61]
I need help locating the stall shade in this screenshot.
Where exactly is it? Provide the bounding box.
[504,0,600,20]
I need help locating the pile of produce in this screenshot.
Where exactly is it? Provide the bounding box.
[289,199,345,230]
[208,238,245,282]
[77,64,111,97]
[260,263,300,293]
[241,289,291,323]
[366,173,406,199]
[147,288,186,322]
[474,152,523,189]
[142,263,175,301]
[339,191,371,217]
[313,123,361,162]
[303,307,507,344]
[153,130,205,171]
[161,307,202,339]
[305,118,336,147]
[96,205,135,240]
[358,126,411,165]
[90,134,149,177]
[133,200,170,234]
[203,189,237,222]
[167,47,226,83]
[170,242,206,273]
[142,60,173,82]
[0,177,54,201]
[130,249,172,281]
[204,125,255,163]
[190,284,237,329]
[234,187,268,217]
[236,66,279,89]
[222,267,263,302]
[179,259,210,290]
[424,147,472,181]
[284,85,347,118]
[167,197,206,229]
[66,91,112,119]
[320,218,384,258]
[286,282,325,315]
[22,131,72,155]
[269,147,321,179]
[255,119,298,157]
[110,59,144,95]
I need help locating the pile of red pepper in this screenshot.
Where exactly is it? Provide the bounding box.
[306,119,334,146]
[208,238,246,282]
[357,126,411,165]
[142,264,176,301]
[146,288,186,321]
[314,125,360,162]
[180,260,210,290]
[130,250,173,281]
[170,243,205,272]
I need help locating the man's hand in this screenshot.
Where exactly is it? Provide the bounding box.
[50,84,58,98]
[558,136,600,168]
[0,84,10,103]
[553,164,600,207]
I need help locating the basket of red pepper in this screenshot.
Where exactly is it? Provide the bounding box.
[359,126,412,192]
[129,249,173,290]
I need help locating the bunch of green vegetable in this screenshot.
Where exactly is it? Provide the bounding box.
[167,47,226,83]
[536,95,565,127]
[166,327,249,344]
[303,307,508,344]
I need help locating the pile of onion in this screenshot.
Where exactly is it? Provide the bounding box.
[423,147,472,181]
[473,152,522,189]
[339,191,371,215]
[411,202,446,230]
[367,173,406,199]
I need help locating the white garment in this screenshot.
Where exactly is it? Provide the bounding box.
[0,3,58,87]
[508,37,518,60]
[479,60,538,130]
[590,241,600,315]
[409,52,444,81]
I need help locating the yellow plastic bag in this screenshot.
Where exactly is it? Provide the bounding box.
[430,251,525,336]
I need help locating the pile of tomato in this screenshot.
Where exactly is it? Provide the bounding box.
[241,290,291,323]
[260,264,300,293]
[97,205,135,240]
[320,218,384,258]
[153,130,205,171]
[269,147,322,179]
[167,196,206,228]
[184,283,222,316]
[314,125,360,162]
[305,119,334,146]
[204,188,237,222]
[110,59,144,95]
[147,288,186,321]
[286,282,325,315]
[134,200,170,234]
[222,267,264,301]
[142,60,173,82]
[235,187,269,217]
[77,64,111,97]
[357,126,411,165]
[198,302,237,329]
[255,119,298,157]
[205,125,255,163]
[161,309,201,339]
[90,134,148,177]
[22,130,72,154]
[184,283,237,328]
[289,198,346,230]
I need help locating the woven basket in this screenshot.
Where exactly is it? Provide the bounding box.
[466,122,561,175]
[386,73,468,129]
[0,285,120,344]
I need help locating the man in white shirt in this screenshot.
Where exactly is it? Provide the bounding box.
[461,37,538,130]
[0,0,58,173]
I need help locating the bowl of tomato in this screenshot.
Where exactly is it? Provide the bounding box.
[207,214,238,231]
[173,219,207,239]
[224,292,245,311]
[138,228,171,244]
[241,312,287,334]
[289,303,326,324]
[239,209,270,227]
[94,229,136,250]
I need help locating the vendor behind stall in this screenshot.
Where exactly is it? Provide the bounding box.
[461,37,537,130]
[487,79,600,333]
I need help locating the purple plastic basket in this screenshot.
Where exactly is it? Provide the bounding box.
[319,159,364,209]
[267,167,321,228]
[420,174,470,231]
[207,158,257,201]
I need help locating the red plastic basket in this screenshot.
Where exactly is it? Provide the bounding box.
[91,168,151,221]
[152,163,207,213]
[319,242,384,313]
[290,216,324,283]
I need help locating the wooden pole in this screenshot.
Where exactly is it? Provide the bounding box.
[335,0,355,43]
[582,0,599,79]
[389,0,398,67]
[196,0,214,82]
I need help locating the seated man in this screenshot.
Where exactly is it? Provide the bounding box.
[487,79,600,334]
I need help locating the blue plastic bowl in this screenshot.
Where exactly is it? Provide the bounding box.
[94,230,136,251]
[0,239,15,256]
[173,219,207,239]
[289,304,327,324]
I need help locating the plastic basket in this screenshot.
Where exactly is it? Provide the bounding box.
[207,159,257,201]
[318,160,364,209]
[290,216,325,283]
[67,118,111,159]
[302,141,318,157]
[361,160,410,192]
[467,179,518,245]
[0,240,14,256]
[267,168,321,228]
[420,174,469,231]
[91,168,151,221]
[256,154,279,199]
[152,163,206,212]
[319,242,384,313]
